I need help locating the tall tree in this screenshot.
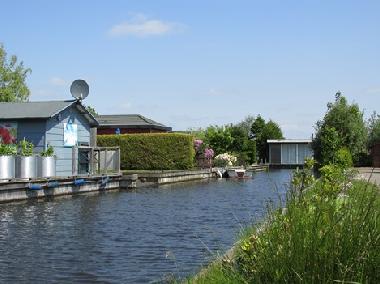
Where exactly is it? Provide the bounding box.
[318,126,341,166]
[251,115,283,162]
[0,45,31,102]
[251,115,266,140]
[312,92,367,165]
[236,115,255,138]
[85,105,98,117]
[204,125,233,155]
[367,111,380,148]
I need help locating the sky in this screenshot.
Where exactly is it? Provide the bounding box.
[1,0,379,138]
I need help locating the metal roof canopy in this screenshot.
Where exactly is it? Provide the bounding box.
[267,139,312,144]
[96,114,171,131]
[0,100,98,127]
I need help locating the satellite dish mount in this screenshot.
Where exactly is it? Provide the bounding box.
[70,79,89,101]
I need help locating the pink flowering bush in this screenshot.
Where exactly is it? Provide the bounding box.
[204,148,214,159]
[194,139,214,168]
[194,139,203,151]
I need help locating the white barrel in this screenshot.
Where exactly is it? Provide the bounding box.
[16,156,37,179]
[37,156,56,178]
[0,156,15,180]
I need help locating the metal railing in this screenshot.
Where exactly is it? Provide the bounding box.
[73,146,121,176]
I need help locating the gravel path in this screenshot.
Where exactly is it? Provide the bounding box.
[356,167,380,185]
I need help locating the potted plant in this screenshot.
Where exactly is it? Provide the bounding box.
[0,143,17,180]
[37,145,56,178]
[16,139,36,179]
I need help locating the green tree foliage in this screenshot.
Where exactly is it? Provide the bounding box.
[264,120,283,139]
[204,123,257,165]
[318,126,341,166]
[201,115,282,165]
[367,111,380,147]
[251,115,284,162]
[85,105,98,117]
[229,125,257,165]
[312,92,367,165]
[251,115,266,140]
[335,147,353,169]
[204,125,233,155]
[229,125,248,153]
[247,139,257,164]
[0,44,31,102]
[236,115,255,137]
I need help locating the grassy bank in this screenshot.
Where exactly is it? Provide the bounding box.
[188,165,380,283]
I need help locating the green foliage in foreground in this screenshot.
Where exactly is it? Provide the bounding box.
[97,133,195,170]
[190,165,379,283]
[19,138,34,156]
[0,143,17,156]
[40,145,54,157]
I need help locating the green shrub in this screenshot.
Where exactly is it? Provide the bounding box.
[40,145,54,157]
[335,147,353,169]
[19,139,34,156]
[191,161,379,283]
[97,133,195,170]
[0,143,17,156]
[233,170,379,283]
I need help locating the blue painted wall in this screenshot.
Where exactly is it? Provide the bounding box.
[46,106,91,176]
[0,119,46,153]
[0,104,91,177]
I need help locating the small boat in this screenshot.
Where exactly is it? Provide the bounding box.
[226,168,253,178]
[235,169,246,178]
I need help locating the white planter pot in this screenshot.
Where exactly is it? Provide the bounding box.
[37,156,56,178]
[16,156,37,179]
[0,155,16,180]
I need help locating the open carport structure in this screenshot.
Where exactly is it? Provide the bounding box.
[267,139,313,167]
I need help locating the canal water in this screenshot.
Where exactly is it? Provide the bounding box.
[0,169,291,283]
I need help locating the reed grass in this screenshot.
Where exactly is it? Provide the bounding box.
[189,167,380,283]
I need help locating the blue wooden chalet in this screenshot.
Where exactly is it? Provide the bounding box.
[0,100,98,176]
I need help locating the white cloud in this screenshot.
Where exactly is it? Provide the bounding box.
[49,77,66,86]
[208,88,220,96]
[108,14,184,38]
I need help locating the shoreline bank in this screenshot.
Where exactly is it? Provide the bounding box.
[0,169,216,204]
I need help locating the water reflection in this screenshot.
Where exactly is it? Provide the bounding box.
[0,169,291,283]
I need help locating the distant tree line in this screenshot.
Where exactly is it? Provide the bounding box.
[192,115,283,166]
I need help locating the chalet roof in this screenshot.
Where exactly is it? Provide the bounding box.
[96,114,172,131]
[0,100,98,126]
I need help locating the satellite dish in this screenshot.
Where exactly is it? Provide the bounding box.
[70,79,89,100]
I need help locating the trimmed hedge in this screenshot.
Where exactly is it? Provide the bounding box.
[97,133,195,170]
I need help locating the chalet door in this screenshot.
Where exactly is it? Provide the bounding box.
[78,148,90,175]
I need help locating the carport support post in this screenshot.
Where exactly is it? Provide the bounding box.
[72,146,78,176]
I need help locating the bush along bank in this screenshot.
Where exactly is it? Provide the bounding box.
[189,159,380,283]
[97,133,195,170]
